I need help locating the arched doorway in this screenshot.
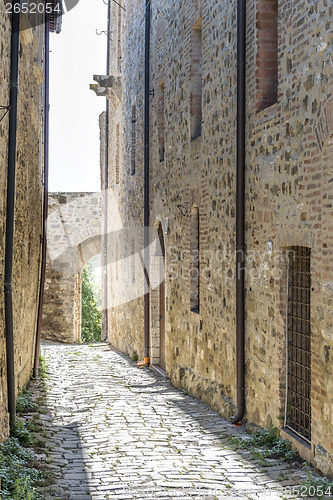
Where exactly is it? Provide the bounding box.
[157,222,166,370]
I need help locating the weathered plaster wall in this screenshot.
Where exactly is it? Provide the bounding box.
[43,192,102,343]
[101,0,333,476]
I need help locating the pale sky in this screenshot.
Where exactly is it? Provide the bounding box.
[49,0,108,192]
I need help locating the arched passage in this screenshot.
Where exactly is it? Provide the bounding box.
[42,192,103,343]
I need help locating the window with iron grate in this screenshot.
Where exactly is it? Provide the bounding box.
[286,246,311,443]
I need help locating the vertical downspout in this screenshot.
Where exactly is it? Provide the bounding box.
[4,3,20,427]
[143,0,151,365]
[33,14,50,378]
[230,0,246,425]
[103,0,111,342]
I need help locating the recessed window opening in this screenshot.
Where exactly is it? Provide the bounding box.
[190,17,202,140]
[190,205,200,313]
[131,105,136,175]
[131,238,135,283]
[158,82,165,162]
[116,239,119,281]
[285,246,311,443]
[115,123,120,184]
[117,1,122,72]
[256,0,278,111]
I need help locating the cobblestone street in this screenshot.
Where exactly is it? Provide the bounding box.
[29,341,307,499]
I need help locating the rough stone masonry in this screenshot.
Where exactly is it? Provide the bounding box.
[92,0,333,478]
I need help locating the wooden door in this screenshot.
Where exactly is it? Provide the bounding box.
[159,276,165,369]
[158,223,166,370]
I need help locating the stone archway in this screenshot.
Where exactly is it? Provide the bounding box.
[42,192,102,343]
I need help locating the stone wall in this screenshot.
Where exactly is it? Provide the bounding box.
[99,0,333,477]
[42,192,102,343]
[0,1,12,442]
[0,11,46,440]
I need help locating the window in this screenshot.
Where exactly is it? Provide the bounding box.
[286,247,311,442]
[131,105,136,175]
[115,239,119,281]
[117,1,122,72]
[190,18,202,140]
[131,238,135,283]
[190,206,200,312]
[256,0,278,111]
[158,82,165,162]
[115,123,120,184]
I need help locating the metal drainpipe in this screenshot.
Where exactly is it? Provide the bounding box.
[33,14,50,378]
[4,2,20,427]
[143,0,151,365]
[230,0,246,425]
[102,0,111,342]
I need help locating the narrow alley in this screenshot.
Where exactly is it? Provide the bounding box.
[26,341,307,499]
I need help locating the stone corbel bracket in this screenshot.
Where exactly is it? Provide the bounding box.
[90,75,122,103]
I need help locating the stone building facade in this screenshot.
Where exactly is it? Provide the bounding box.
[42,192,102,343]
[0,10,58,441]
[94,0,333,477]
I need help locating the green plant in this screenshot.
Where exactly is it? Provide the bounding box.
[11,420,31,447]
[131,352,138,362]
[0,438,45,499]
[16,386,38,414]
[81,261,102,343]
[37,355,48,380]
[228,426,299,463]
[299,467,333,498]
[33,438,46,449]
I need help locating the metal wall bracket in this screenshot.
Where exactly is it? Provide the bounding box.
[177,203,188,216]
[0,105,11,123]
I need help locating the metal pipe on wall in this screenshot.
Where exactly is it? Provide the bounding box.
[33,14,50,378]
[143,0,151,365]
[102,0,111,342]
[4,2,21,427]
[230,0,246,425]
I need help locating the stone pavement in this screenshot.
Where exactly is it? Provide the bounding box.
[28,341,308,499]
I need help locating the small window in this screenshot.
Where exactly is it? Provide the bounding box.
[256,0,278,111]
[190,18,202,140]
[131,105,136,175]
[117,1,122,72]
[115,239,119,281]
[190,206,200,312]
[131,238,135,283]
[158,82,165,162]
[115,123,120,184]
